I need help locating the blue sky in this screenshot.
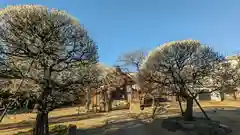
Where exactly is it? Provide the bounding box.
[1,0,240,66]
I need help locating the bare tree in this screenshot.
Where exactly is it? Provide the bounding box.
[138,40,223,121]
[0,5,98,135]
[117,50,147,107]
[117,49,146,71]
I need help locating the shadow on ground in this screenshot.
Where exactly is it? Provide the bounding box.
[77,118,183,135]
[0,112,104,130]
[76,107,240,135]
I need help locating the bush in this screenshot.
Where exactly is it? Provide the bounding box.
[14,125,68,135]
[50,125,68,135]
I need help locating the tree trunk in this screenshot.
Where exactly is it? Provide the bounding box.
[85,101,91,112]
[184,97,193,121]
[105,91,112,112]
[176,95,179,102]
[85,90,91,111]
[151,96,155,107]
[220,92,225,101]
[233,92,237,100]
[105,97,112,112]
[32,93,49,135]
[177,95,184,116]
[0,101,12,123]
[32,103,40,113]
[33,111,49,135]
[105,100,111,112]
[32,65,52,135]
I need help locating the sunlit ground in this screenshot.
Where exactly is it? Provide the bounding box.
[0,100,240,135]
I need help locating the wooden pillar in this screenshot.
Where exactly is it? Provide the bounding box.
[127,85,132,103]
[99,91,105,112]
[105,89,112,112]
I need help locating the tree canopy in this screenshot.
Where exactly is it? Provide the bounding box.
[138,40,223,120]
[117,49,146,71]
[0,5,99,135]
[0,4,99,89]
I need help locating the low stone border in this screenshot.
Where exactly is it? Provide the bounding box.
[162,117,232,135]
[68,124,77,135]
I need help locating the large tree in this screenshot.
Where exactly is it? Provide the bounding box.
[138,40,223,121]
[0,5,98,135]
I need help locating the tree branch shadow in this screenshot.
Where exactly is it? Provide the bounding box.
[1,106,240,135]
[0,112,103,130]
[78,107,240,135]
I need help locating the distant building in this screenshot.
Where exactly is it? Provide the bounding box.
[196,88,221,101]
